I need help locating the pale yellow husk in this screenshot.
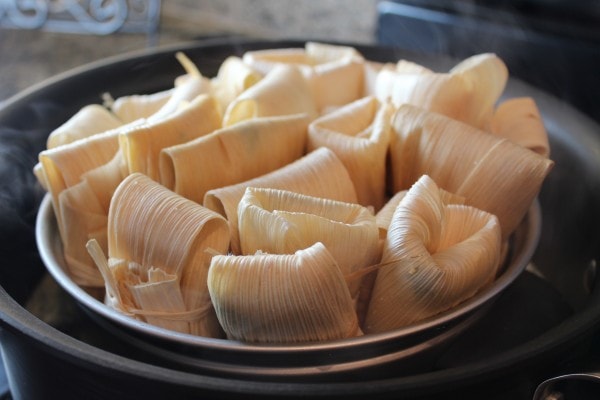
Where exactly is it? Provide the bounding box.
[211,56,262,112]
[207,242,361,343]
[449,53,508,129]
[204,147,358,254]
[374,53,508,129]
[242,42,365,112]
[364,175,502,333]
[119,94,222,181]
[490,97,550,158]
[238,187,380,298]
[389,104,553,239]
[47,104,123,149]
[100,172,230,336]
[107,88,174,124]
[222,64,318,126]
[159,113,309,204]
[307,96,393,209]
[58,152,127,287]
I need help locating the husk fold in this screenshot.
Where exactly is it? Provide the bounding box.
[364,175,502,333]
[98,172,230,336]
[238,187,380,298]
[208,242,360,343]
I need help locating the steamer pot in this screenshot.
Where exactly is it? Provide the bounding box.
[0,39,599,399]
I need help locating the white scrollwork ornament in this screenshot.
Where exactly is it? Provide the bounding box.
[0,0,160,34]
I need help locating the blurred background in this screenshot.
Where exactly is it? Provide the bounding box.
[1,0,598,121]
[0,0,377,103]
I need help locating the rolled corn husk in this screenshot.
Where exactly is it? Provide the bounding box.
[102,172,230,336]
[364,175,502,333]
[119,94,222,181]
[374,64,469,122]
[389,104,554,239]
[223,64,318,126]
[46,104,123,149]
[374,53,508,128]
[490,97,550,158]
[449,53,508,129]
[107,88,174,124]
[207,242,361,343]
[238,187,380,298]
[58,152,127,287]
[204,147,358,254]
[308,96,393,209]
[375,189,466,240]
[242,42,365,112]
[211,56,262,112]
[147,52,214,121]
[159,113,309,204]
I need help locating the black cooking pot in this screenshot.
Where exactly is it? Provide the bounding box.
[0,39,599,400]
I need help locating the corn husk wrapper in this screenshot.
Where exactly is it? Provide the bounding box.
[364,175,502,333]
[308,96,393,209]
[238,187,380,298]
[211,56,262,112]
[449,53,508,129]
[119,94,222,181]
[204,147,358,254]
[58,152,128,286]
[389,104,554,239]
[375,189,466,240]
[363,61,395,97]
[490,97,550,158]
[208,242,361,343]
[242,42,364,112]
[160,113,309,204]
[223,64,318,126]
[146,52,214,121]
[101,172,230,336]
[46,104,123,149]
[374,53,508,129]
[107,88,174,124]
[374,64,469,122]
[38,125,125,231]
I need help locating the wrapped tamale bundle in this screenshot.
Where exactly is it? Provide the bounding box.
[210,56,262,112]
[58,152,127,287]
[490,97,551,158]
[159,113,308,204]
[364,175,502,333]
[374,53,508,129]
[119,94,222,181]
[208,242,361,343]
[242,42,365,112]
[46,104,123,149]
[238,187,380,299]
[204,147,358,254]
[107,88,174,124]
[389,104,553,239]
[308,96,393,209]
[88,172,230,337]
[223,64,318,126]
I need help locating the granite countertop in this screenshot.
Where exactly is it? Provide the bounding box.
[0,0,378,104]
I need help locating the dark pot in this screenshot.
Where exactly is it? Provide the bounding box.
[0,39,599,400]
